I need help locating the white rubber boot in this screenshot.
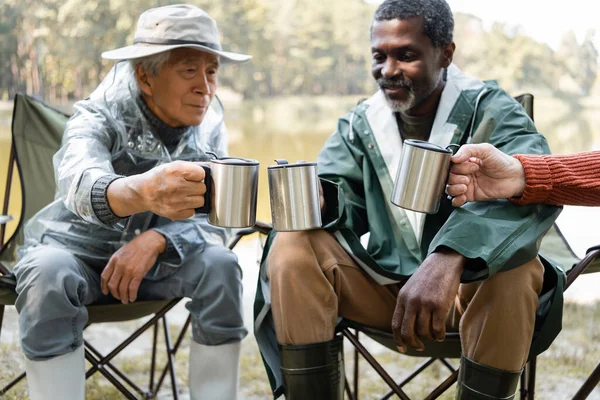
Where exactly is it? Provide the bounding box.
[24,345,85,400]
[189,341,241,400]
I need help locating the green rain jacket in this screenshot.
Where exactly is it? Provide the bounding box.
[254,65,564,397]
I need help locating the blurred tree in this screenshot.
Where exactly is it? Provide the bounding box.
[559,30,598,95]
[0,1,596,101]
[0,1,22,99]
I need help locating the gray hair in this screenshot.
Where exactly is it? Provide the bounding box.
[373,0,454,48]
[129,51,172,77]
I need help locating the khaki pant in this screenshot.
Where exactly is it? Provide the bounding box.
[267,230,543,371]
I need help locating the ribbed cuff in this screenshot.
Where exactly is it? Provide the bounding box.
[509,154,553,205]
[91,175,127,226]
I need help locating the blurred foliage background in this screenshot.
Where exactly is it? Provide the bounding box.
[0,0,597,103]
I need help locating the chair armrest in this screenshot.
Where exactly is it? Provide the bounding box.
[226,221,273,250]
[253,221,273,235]
[586,244,600,253]
[566,247,600,289]
[0,215,13,225]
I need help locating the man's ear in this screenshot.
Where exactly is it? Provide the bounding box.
[135,64,153,97]
[440,42,456,68]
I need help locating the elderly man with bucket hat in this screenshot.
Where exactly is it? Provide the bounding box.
[12,5,250,400]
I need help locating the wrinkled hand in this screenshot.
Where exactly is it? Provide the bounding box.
[447,144,526,207]
[101,230,166,304]
[139,161,208,220]
[108,161,207,221]
[392,248,464,352]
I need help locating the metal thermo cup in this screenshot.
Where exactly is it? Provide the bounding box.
[196,157,259,228]
[268,159,322,231]
[391,139,454,214]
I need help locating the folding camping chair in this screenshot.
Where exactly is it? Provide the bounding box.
[0,93,265,399]
[339,94,600,400]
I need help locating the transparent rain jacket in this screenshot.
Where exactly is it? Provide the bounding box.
[19,61,231,278]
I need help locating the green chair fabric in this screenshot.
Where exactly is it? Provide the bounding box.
[0,93,172,321]
[0,94,65,265]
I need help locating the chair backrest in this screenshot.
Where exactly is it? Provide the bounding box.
[514,93,534,121]
[0,94,68,264]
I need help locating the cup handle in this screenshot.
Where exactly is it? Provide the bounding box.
[444,145,462,204]
[446,144,461,155]
[195,165,212,214]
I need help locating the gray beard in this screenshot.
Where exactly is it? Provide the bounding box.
[385,90,416,113]
[383,70,443,113]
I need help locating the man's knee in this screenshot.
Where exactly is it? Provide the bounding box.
[14,248,89,359]
[200,246,242,283]
[267,230,323,283]
[484,257,544,298]
[461,257,544,315]
[14,247,84,299]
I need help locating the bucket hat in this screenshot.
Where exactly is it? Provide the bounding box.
[101,4,251,64]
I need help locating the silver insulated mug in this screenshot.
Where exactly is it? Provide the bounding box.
[196,157,259,228]
[391,139,457,214]
[268,159,322,231]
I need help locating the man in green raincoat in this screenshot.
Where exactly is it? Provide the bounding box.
[255,0,564,399]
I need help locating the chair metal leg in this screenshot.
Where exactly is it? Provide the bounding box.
[85,340,147,397]
[345,325,458,400]
[154,314,192,395]
[85,300,178,378]
[439,358,457,373]
[82,300,179,399]
[381,358,439,400]
[0,304,4,340]
[519,358,537,400]
[162,316,179,400]
[520,364,526,400]
[85,347,138,400]
[342,329,411,400]
[354,329,359,398]
[0,372,26,395]
[423,369,459,400]
[528,358,536,400]
[572,362,600,400]
[399,358,438,387]
[150,322,158,396]
[345,377,357,400]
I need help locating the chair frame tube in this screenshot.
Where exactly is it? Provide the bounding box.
[0,144,15,246]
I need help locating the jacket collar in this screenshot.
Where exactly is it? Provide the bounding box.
[363,64,485,154]
[357,64,486,251]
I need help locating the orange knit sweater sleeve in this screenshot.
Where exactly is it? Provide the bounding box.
[509,151,600,206]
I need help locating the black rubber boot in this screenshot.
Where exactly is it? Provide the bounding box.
[279,335,344,400]
[457,355,523,400]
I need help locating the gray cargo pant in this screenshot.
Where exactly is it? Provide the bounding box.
[14,244,247,360]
